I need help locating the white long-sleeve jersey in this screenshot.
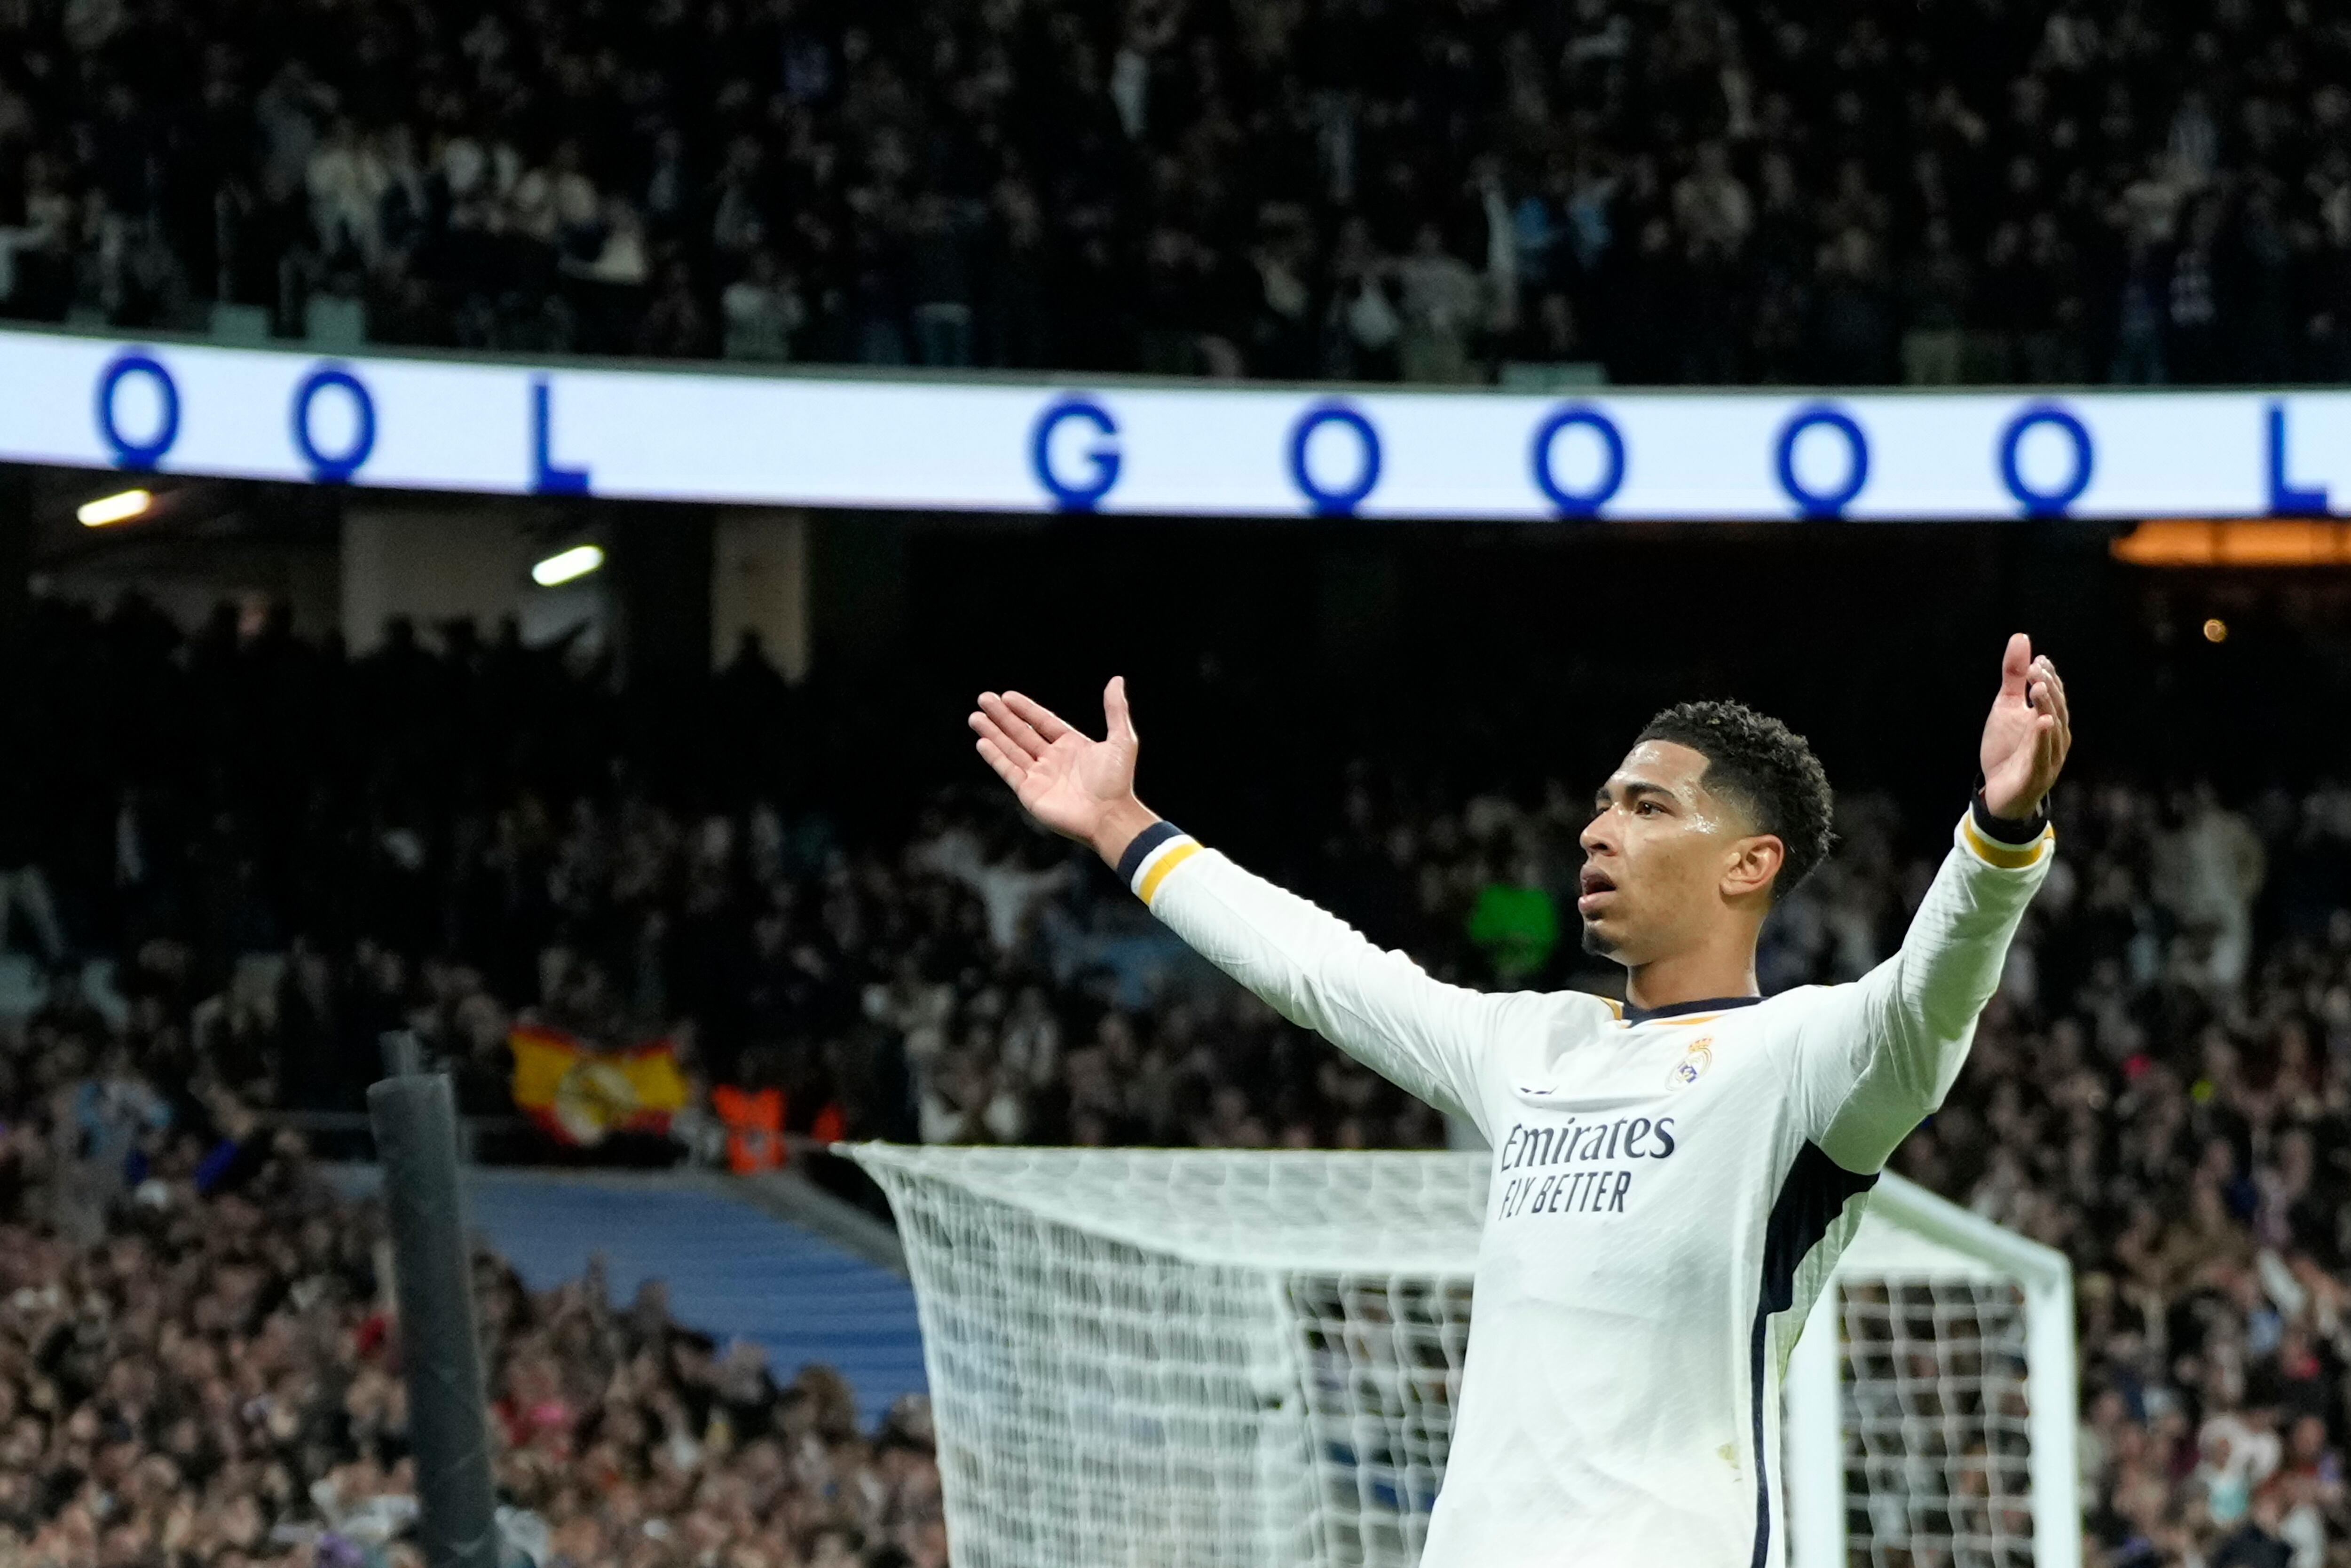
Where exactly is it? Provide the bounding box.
[1117,809,2053,1567]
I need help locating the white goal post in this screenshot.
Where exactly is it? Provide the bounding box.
[846,1145,2075,1568]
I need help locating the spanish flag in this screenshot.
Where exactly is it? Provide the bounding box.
[510,1024,688,1146]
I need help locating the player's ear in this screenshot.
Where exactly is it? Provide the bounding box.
[1722,835,1784,902]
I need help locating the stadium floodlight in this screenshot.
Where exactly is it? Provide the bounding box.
[850,1144,2076,1568]
[530,543,604,586]
[77,488,152,527]
[2114,518,2351,567]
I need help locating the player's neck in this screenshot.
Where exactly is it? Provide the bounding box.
[1621,941,1760,1014]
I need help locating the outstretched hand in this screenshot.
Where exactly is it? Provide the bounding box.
[1979,633,2072,820]
[970,678,1158,862]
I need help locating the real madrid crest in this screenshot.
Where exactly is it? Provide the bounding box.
[1668,1035,1714,1090]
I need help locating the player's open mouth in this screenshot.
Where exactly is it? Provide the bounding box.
[1576,867,1616,915]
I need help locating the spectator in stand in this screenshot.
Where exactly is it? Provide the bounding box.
[1393,221,1485,386]
[720,250,804,363]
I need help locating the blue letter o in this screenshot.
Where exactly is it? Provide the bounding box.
[95,351,180,470]
[1998,403,2094,518]
[292,365,378,483]
[1030,396,1121,512]
[1531,405,1626,517]
[1774,405,1869,519]
[1288,402,1381,516]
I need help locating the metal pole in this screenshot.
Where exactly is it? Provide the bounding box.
[381,1029,424,1078]
[1782,1285,1845,1568]
[366,1071,499,1568]
[2025,1267,2083,1568]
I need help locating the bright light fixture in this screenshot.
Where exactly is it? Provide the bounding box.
[77,489,152,527]
[531,543,605,587]
[2114,519,2351,566]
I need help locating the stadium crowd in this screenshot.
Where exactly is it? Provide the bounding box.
[2,0,2350,385]
[0,1028,945,1567]
[11,591,2351,1561]
[1,590,1447,1163]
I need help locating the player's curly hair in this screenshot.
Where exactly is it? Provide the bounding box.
[1637,700,1836,898]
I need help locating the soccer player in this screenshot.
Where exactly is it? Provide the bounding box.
[968,634,2070,1567]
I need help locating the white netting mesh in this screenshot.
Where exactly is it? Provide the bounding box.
[852,1148,1484,1568]
[1838,1279,2037,1568]
[847,1145,2070,1568]
[1287,1274,1472,1566]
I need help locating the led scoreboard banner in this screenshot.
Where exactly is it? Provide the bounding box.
[2,324,2347,521]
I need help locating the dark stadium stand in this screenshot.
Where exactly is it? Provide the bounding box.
[1,0,2347,384]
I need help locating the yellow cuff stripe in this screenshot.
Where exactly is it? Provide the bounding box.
[1960,814,2052,870]
[1136,841,1201,906]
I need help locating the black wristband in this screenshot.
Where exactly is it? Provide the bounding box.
[1113,820,1184,885]
[1971,789,2046,845]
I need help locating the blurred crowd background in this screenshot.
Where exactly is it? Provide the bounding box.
[2,0,2350,384]
[0,587,2347,1563]
[1,0,2349,1554]
[0,1099,943,1568]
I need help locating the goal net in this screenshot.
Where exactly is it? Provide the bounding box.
[845,1146,2075,1568]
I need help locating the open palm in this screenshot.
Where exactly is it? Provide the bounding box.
[969,679,1145,846]
[1979,633,2072,819]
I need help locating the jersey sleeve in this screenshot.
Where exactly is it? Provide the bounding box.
[1786,806,2053,1175]
[1117,823,1524,1135]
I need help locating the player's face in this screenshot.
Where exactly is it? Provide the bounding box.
[1576,741,1762,964]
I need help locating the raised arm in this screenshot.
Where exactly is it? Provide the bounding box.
[1791,636,2073,1174]
[969,679,1521,1128]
